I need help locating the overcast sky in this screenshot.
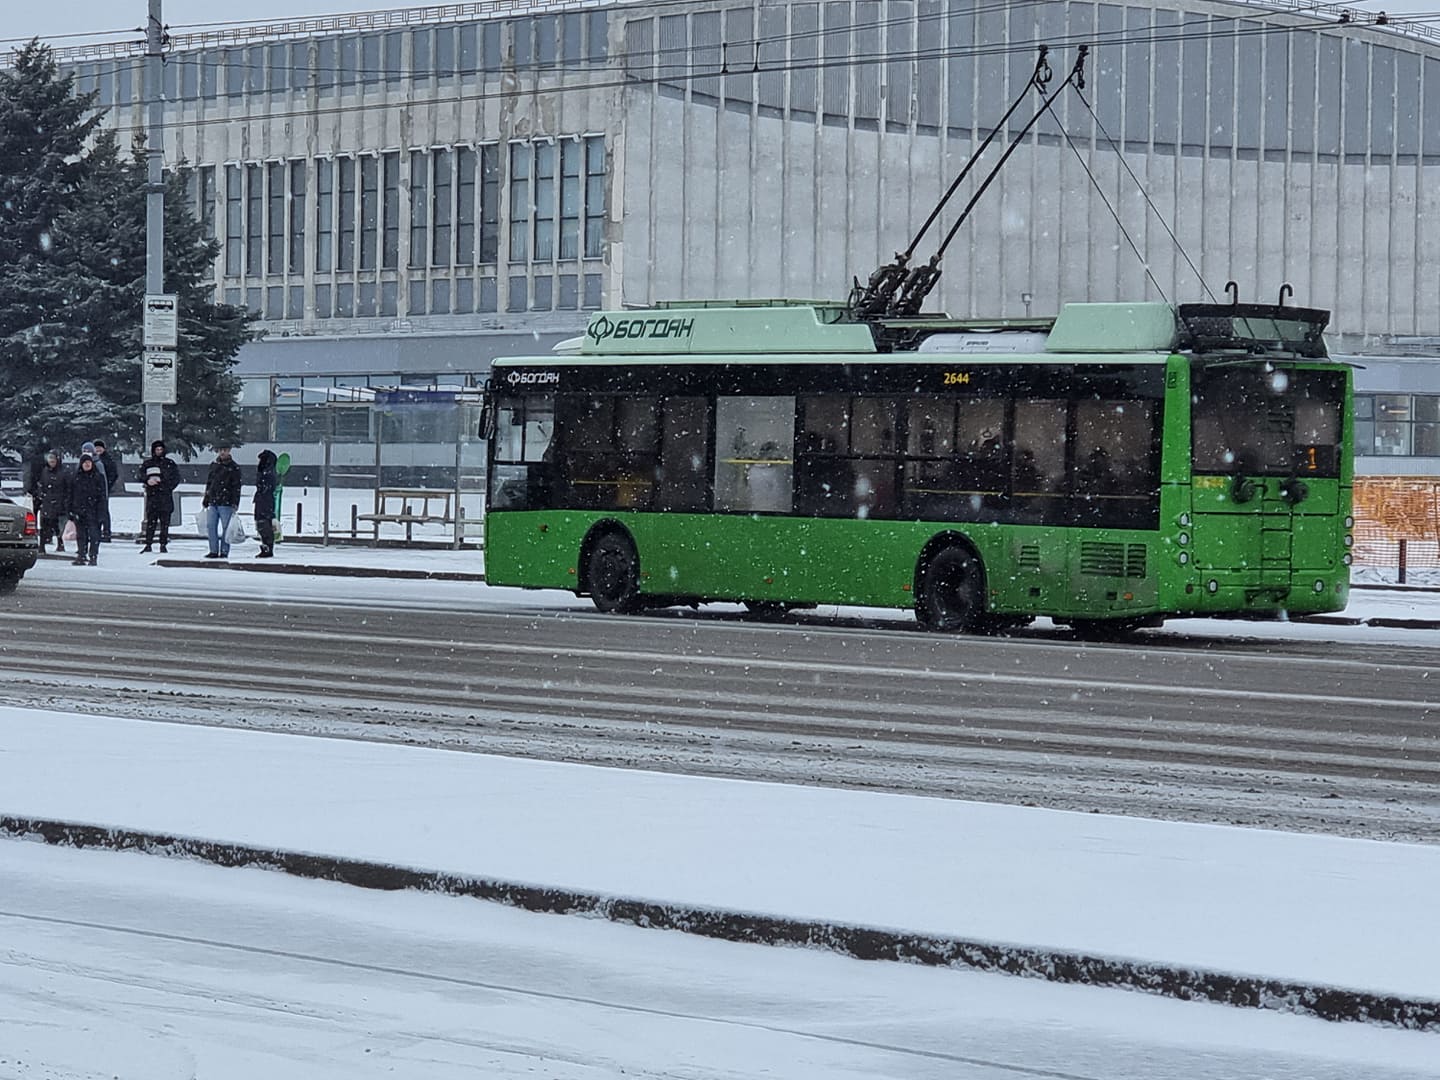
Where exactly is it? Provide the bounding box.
[5,0,1435,46]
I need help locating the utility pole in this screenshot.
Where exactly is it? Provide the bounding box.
[142,0,171,449]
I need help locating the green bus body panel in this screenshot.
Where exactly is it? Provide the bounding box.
[581,305,877,356]
[1044,302,1178,352]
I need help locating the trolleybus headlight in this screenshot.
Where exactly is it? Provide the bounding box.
[1314,579,1326,593]
[1342,553,1353,565]
[1178,551,1190,565]
[1179,513,1191,527]
[1177,532,1190,546]
[1344,535,1353,548]
[1344,515,1354,529]
[1206,579,1219,594]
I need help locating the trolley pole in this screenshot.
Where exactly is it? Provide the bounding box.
[143,0,166,449]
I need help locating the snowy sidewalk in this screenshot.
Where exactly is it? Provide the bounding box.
[2,707,1438,1023]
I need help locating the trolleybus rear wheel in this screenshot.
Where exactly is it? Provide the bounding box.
[586,532,641,614]
[915,546,985,633]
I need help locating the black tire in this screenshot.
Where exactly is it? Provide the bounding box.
[0,572,19,594]
[585,532,641,613]
[915,546,986,633]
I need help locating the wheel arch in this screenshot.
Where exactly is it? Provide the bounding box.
[577,518,636,595]
[914,530,989,601]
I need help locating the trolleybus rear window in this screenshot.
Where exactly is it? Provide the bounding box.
[1191,368,1344,477]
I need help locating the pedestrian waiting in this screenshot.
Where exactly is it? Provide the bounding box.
[28,450,72,553]
[254,449,279,559]
[202,446,243,559]
[139,440,181,553]
[92,439,121,542]
[69,453,107,566]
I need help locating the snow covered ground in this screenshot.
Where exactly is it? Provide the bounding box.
[3,708,1440,1076]
[6,536,1440,1073]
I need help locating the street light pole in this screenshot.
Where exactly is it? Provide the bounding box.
[143,0,165,449]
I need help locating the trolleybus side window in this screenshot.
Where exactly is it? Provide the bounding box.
[795,396,901,519]
[656,396,710,512]
[714,396,794,514]
[1010,398,1068,524]
[1073,398,1159,528]
[557,394,660,510]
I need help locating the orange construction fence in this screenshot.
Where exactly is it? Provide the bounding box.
[1352,476,1440,572]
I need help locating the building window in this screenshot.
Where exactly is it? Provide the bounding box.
[315,159,334,273]
[1357,394,1440,456]
[384,32,403,83]
[412,29,431,79]
[288,161,306,274]
[456,147,476,265]
[436,27,456,78]
[224,164,241,275]
[268,43,288,93]
[509,143,530,262]
[409,150,429,268]
[586,10,607,64]
[200,53,219,97]
[533,142,556,261]
[432,148,453,266]
[361,34,381,85]
[316,38,336,90]
[339,37,358,88]
[559,140,581,260]
[337,156,356,272]
[480,145,500,264]
[198,165,217,239]
[266,161,285,275]
[360,156,379,271]
[584,136,605,258]
[382,152,400,270]
[291,41,310,90]
[245,163,263,276]
[224,48,243,97]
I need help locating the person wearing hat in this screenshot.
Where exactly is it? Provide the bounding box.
[92,439,120,541]
[27,449,72,553]
[138,440,181,553]
[68,453,107,566]
[79,441,110,543]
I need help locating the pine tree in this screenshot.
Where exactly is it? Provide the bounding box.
[0,41,255,470]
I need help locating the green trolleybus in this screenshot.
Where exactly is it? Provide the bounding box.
[482,298,1352,634]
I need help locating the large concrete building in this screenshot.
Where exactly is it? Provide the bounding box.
[35,0,1440,472]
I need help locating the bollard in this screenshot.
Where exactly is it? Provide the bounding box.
[351,503,359,538]
[296,502,303,537]
[1398,538,1408,585]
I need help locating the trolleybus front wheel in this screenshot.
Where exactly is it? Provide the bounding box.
[915,545,986,633]
[585,531,641,614]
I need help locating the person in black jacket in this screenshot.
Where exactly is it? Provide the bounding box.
[28,450,72,553]
[253,449,278,558]
[202,446,244,558]
[139,440,181,553]
[93,439,120,542]
[69,454,107,565]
